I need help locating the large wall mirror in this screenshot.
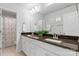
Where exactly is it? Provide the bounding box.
[43,4,79,36]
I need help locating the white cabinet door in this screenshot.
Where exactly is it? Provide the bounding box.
[35,46,56,56]
[76,52,79,56]
[24,38,47,56]
[29,43,56,56]
[39,41,76,56]
[22,36,27,55]
[28,43,46,56]
[22,36,57,56]
[63,11,78,36]
[22,36,31,55]
[29,38,76,56]
[22,36,76,56]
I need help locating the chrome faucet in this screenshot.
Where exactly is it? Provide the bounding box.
[78,38,79,42]
[53,33,58,40]
[32,32,34,36]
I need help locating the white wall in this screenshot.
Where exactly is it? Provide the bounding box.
[16,4,45,52]
[16,5,24,52]
[0,3,20,12]
[44,4,79,35]
[22,10,43,32]
[22,3,45,32]
[45,5,76,19]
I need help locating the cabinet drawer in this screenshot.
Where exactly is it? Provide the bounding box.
[38,41,76,56]
[22,36,27,39]
[22,36,76,56]
[29,44,56,56]
[22,37,26,44]
[76,52,79,56]
[22,38,32,55]
[43,52,57,56]
[22,37,57,56]
[27,38,76,56]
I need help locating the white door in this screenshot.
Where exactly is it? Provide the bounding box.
[3,16,16,48]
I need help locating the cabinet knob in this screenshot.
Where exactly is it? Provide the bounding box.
[78,38,79,42]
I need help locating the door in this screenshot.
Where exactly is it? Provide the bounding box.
[3,15,16,48]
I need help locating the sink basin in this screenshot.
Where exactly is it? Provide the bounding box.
[45,38,62,44]
[27,35,32,37]
[27,35,39,39]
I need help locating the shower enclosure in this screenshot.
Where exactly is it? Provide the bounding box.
[0,9,16,49]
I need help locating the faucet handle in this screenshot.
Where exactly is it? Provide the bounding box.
[78,38,79,42]
[53,33,58,40]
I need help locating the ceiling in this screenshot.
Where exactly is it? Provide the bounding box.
[0,3,21,11]
[39,3,77,15]
[0,3,76,15]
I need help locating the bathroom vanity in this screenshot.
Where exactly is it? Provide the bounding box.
[21,32,79,56]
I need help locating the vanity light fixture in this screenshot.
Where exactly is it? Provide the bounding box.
[29,10,33,15]
[29,8,35,15]
[46,3,53,6]
[34,6,40,12]
[29,5,40,15]
[56,17,61,22]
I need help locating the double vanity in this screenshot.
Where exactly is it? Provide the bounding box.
[21,32,79,56]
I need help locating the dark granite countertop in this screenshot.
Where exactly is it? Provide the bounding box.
[21,32,79,52]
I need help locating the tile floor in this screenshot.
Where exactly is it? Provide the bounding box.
[0,46,26,56]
